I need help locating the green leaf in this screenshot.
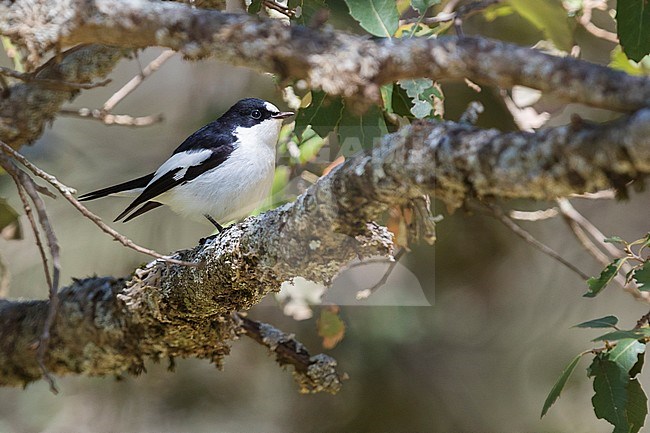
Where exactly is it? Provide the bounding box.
[0,198,21,240]
[630,352,645,377]
[593,329,650,342]
[608,339,646,374]
[617,0,650,62]
[541,353,584,417]
[345,0,399,37]
[294,91,344,139]
[584,258,627,298]
[589,356,631,433]
[318,305,345,349]
[508,0,573,51]
[411,0,440,14]
[605,235,626,245]
[626,379,648,433]
[338,104,388,152]
[398,79,443,119]
[575,315,619,329]
[634,261,650,291]
[247,0,262,13]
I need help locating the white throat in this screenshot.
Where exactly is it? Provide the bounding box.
[234,118,283,151]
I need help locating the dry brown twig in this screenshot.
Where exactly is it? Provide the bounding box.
[0,141,198,267]
[0,154,60,393]
[59,49,174,127]
[482,202,591,281]
[555,198,649,302]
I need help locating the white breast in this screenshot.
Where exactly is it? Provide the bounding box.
[155,119,281,224]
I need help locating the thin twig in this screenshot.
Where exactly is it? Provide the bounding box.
[509,208,559,221]
[570,189,616,200]
[0,154,60,393]
[0,66,111,90]
[0,142,198,267]
[556,198,621,258]
[576,0,618,43]
[484,202,591,281]
[262,0,295,17]
[19,169,60,394]
[556,198,649,302]
[103,50,175,111]
[58,109,163,127]
[356,248,406,300]
[59,50,173,127]
[0,159,53,291]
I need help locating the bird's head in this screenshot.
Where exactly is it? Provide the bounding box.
[224,98,293,150]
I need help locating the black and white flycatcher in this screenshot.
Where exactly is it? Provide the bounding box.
[79,98,293,231]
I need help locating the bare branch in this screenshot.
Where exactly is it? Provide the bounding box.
[236,314,343,394]
[0,66,112,90]
[102,49,175,112]
[483,202,591,281]
[2,2,647,112]
[58,108,163,127]
[0,100,649,387]
[0,154,60,392]
[0,141,197,267]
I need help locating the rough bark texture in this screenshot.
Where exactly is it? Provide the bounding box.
[2,109,650,387]
[2,0,650,148]
[2,0,650,390]
[0,44,129,147]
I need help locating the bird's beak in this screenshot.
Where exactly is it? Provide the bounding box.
[272,111,294,119]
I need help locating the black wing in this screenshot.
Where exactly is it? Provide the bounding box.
[114,145,235,222]
[78,173,155,201]
[172,120,235,154]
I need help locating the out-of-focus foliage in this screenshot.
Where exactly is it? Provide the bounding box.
[616,0,650,61]
[543,233,650,431]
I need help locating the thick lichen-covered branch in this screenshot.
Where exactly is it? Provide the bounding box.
[1,109,649,388]
[0,44,129,147]
[2,1,649,148]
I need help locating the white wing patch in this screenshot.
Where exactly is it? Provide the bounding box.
[150,149,213,184]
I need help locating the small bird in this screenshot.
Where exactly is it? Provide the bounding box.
[79,98,293,230]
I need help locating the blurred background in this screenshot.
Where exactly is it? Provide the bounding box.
[1,1,649,432]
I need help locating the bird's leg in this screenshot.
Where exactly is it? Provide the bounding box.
[204,214,223,232]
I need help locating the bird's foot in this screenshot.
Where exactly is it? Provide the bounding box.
[199,233,219,245]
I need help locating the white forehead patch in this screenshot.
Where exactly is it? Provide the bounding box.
[264,101,280,113]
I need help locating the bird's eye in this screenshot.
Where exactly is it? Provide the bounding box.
[251,109,262,119]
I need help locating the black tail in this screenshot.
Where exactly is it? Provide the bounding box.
[120,201,163,222]
[78,173,155,201]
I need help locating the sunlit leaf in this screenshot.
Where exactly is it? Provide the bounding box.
[411,0,440,14]
[610,46,650,76]
[541,353,584,417]
[634,261,650,291]
[593,328,650,342]
[509,0,573,51]
[344,0,399,37]
[608,339,646,374]
[575,315,619,329]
